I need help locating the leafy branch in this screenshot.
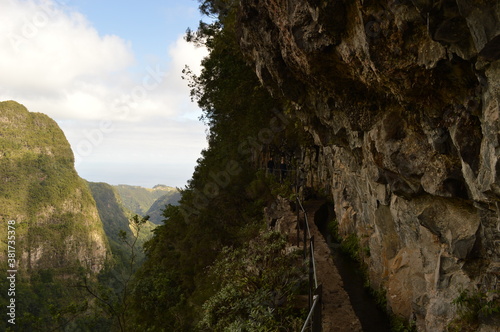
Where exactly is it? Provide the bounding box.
[78,214,149,332]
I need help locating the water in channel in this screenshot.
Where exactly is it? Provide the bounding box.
[315,203,392,332]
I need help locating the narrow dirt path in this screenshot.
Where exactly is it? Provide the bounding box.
[302,200,363,332]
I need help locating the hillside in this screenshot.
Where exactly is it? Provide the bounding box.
[113,184,179,216]
[146,191,181,224]
[88,182,157,267]
[0,101,111,329]
[0,100,109,273]
[88,182,132,259]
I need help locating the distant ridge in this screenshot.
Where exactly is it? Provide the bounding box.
[146,191,181,224]
[153,184,171,189]
[113,184,179,216]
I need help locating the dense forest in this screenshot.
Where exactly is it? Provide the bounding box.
[126,0,313,330]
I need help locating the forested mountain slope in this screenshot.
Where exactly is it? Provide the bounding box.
[88,182,157,269]
[145,190,181,224]
[0,100,110,330]
[0,100,109,274]
[114,184,178,216]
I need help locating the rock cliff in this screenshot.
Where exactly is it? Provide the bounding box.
[0,101,109,275]
[238,0,499,330]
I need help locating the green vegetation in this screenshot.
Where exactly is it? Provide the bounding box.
[198,231,306,331]
[391,316,417,332]
[0,269,99,331]
[145,191,181,224]
[86,182,165,330]
[0,101,111,330]
[448,289,500,331]
[87,182,156,270]
[79,215,151,332]
[126,1,312,330]
[0,100,168,330]
[327,218,340,243]
[114,184,178,216]
[340,233,363,262]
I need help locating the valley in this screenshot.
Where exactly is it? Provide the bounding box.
[0,100,180,330]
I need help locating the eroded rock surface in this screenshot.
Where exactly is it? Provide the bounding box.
[239,0,500,330]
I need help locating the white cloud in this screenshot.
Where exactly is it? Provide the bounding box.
[0,0,208,122]
[109,35,208,122]
[0,0,133,96]
[0,0,209,187]
[166,35,208,118]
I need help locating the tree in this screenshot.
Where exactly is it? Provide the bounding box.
[128,0,311,329]
[79,215,149,332]
[198,231,306,331]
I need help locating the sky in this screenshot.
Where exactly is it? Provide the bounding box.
[0,0,210,188]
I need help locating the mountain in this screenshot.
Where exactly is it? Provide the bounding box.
[0,101,111,330]
[87,182,157,266]
[87,182,132,257]
[0,100,109,274]
[113,184,179,216]
[146,191,181,224]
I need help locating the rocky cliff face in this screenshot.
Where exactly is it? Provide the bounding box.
[0,101,109,275]
[238,0,499,330]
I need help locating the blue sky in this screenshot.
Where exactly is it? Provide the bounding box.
[73,0,202,66]
[0,0,209,188]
